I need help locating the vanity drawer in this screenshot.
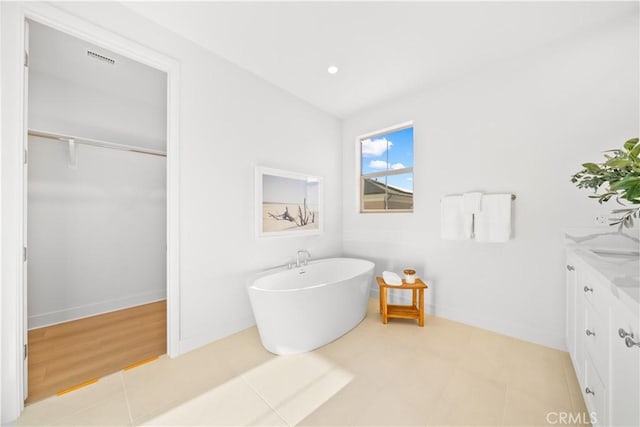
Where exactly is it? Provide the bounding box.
[584,353,607,426]
[580,269,610,318]
[584,303,609,383]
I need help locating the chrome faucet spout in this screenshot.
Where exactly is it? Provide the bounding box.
[296,250,311,267]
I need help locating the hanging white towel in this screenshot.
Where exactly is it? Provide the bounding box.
[462,192,483,214]
[474,194,512,242]
[440,195,471,240]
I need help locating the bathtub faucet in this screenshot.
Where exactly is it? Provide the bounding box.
[296,250,311,267]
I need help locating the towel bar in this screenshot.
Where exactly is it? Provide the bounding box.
[440,193,516,202]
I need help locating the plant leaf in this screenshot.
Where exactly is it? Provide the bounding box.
[610,176,640,191]
[605,158,631,168]
[582,162,601,173]
[624,138,639,151]
[624,184,640,201]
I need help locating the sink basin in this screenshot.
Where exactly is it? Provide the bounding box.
[589,248,640,260]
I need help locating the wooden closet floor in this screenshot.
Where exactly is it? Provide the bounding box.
[27,300,166,404]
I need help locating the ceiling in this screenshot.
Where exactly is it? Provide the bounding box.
[126,1,636,118]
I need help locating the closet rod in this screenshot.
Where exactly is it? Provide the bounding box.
[28,129,167,157]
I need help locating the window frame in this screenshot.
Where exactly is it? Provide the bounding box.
[357,121,414,214]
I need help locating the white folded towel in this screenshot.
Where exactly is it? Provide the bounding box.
[462,192,483,214]
[474,194,512,242]
[441,195,471,240]
[382,271,402,286]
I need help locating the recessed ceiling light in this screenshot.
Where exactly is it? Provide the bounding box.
[327,65,339,74]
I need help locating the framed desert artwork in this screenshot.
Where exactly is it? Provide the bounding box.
[255,167,323,238]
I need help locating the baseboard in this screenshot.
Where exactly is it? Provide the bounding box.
[28,290,166,329]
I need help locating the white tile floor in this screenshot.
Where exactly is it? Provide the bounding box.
[16,299,589,426]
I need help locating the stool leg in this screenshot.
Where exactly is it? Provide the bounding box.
[412,288,417,308]
[381,287,388,324]
[418,288,425,327]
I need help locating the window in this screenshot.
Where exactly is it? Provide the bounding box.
[359,122,414,212]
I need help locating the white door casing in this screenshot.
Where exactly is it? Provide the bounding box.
[22,18,29,400]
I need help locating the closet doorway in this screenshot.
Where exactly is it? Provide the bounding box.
[24,20,168,403]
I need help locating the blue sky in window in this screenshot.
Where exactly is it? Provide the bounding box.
[361,127,413,193]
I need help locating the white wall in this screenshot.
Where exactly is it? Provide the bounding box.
[342,12,639,350]
[28,71,166,150]
[26,22,168,328]
[27,137,167,328]
[27,18,168,151]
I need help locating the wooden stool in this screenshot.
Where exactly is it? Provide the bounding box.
[376,276,428,326]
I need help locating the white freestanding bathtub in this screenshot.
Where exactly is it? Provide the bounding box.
[247,257,374,355]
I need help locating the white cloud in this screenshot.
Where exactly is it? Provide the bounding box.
[368,160,388,170]
[407,177,413,181]
[361,138,392,157]
[368,160,406,170]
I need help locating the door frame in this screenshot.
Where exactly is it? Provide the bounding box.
[2,3,181,421]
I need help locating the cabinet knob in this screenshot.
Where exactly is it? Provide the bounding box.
[618,328,634,339]
[583,286,593,293]
[585,329,596,337]
[625,337,640,349]
[566,265,575,271]
[585,387,595,396]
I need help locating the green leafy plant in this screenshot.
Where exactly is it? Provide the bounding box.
[571,138,640,228]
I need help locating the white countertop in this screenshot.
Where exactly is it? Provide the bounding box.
[565,227,639,314]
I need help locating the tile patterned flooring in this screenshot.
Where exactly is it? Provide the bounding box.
[16,299,589,426]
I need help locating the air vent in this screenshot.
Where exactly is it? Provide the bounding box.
[87,50,115,65]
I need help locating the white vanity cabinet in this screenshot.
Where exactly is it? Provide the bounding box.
[565,247,639,427]
[609,299,640,427]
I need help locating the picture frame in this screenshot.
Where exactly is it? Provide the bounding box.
[255,167,323,238]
